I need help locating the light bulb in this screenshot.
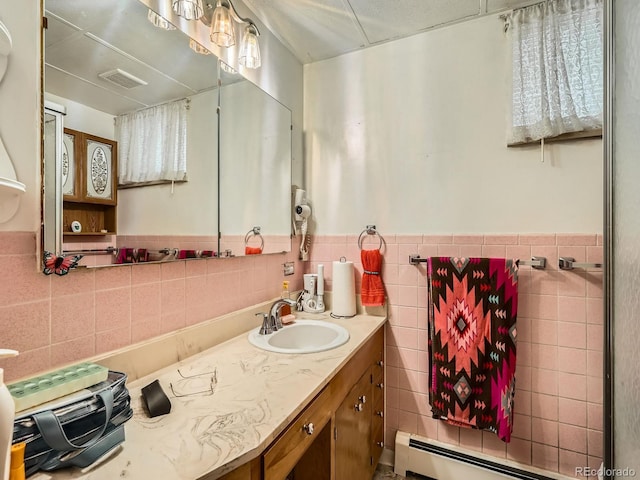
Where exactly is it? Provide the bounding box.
[172,0,204,21]
[239,26,261,69]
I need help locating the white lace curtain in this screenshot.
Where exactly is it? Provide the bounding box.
[116,99,188,185]
[508,0,603,144]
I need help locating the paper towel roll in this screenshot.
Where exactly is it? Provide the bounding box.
[332,259,356,317]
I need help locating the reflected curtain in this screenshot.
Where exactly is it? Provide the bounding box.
[116,99,188,185]
[508,0,603,143]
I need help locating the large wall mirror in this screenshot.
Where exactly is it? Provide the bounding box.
[42,0,292,269]
[218,62,292,256]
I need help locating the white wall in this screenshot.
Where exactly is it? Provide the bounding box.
[303,14,603,234]
[45,94,114,140]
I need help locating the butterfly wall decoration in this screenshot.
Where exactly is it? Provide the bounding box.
[42,251,83,276]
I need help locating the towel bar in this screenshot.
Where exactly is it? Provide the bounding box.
[558,257,603,270]
[408,255,547,270]
[63,247,116,255]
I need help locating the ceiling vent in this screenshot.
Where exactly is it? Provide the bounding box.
[98,68,148,89]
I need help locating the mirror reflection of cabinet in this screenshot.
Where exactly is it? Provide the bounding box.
[62,128,118,236]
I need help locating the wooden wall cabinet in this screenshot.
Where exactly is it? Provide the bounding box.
[63,128,118,235]
[219,326,385,480]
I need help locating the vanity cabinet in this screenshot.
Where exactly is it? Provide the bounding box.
[62,128,118,235]
[222,326,383,480]
[218,325,384,480]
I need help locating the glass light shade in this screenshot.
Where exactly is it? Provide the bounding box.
[172,0,204,21]
[189,39,212,55]
[147,10,176,30]
[220,61,237,74]
[210,1,235,47]
[239,27,261,69]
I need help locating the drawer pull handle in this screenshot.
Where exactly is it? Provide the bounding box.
[376,411,384,417]
[376,382,384,389]
[359,395,367,404]
[377,360,384,367]
[302,422,314,435]
[377,441,384,448]
[354,403,364,412]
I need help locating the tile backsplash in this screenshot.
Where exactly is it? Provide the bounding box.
[0,232,302,381]
[307,232,603,479]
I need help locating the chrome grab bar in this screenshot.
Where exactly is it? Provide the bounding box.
[558,257,603,271]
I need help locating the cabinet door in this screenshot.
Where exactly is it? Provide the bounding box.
[83,133,117,205]
[62,128,81,201]
[335,369,372,480]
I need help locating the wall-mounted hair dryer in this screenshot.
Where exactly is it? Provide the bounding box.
[293,188,311,261]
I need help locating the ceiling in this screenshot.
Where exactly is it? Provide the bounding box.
[43,0,539,116]
[242,0,540,64]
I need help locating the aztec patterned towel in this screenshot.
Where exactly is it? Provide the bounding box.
[427,257,518,442]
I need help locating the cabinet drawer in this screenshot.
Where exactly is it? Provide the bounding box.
[263,386,333,480]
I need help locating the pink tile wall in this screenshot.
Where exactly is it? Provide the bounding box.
[0,232,303,382]
[308,233,603,479]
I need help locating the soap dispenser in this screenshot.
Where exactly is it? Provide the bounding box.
[0,349,18,480]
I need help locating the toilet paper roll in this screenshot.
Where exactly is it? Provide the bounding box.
[332,259,356,317]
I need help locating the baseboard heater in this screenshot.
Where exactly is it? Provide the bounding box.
[394,431,576,480]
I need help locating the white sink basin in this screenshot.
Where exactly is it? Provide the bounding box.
[247,319,350,354]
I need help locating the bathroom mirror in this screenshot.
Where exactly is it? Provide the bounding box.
[218,62,292,256]
[42,0,292,268]
[42,0,219,267]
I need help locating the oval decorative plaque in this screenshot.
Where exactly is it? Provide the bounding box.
[90,146,108,195]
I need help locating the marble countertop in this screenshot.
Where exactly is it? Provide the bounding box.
[31,312,386,480]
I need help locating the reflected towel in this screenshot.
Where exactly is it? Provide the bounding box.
[360,249,385,306]
[245,246,262,255]
[427,257,519,443]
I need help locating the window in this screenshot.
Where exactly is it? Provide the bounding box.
[507,0,603,144]
[116,98,188,186]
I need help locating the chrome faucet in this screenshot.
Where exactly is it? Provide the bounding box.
[268,298,297,331]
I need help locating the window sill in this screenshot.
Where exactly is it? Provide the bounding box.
[117,179,187,190]
[507,129,602,147]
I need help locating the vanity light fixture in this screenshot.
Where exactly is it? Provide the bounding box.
[210,0,261,69]
[147,9,176,30]
[172,0,204,21]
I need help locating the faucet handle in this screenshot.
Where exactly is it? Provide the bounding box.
[257,312,272,335]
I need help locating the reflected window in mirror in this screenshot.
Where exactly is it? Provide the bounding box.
[116,98,188,187]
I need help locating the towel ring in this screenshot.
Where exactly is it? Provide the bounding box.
[244,226,264,250]
[358,225,384,250]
